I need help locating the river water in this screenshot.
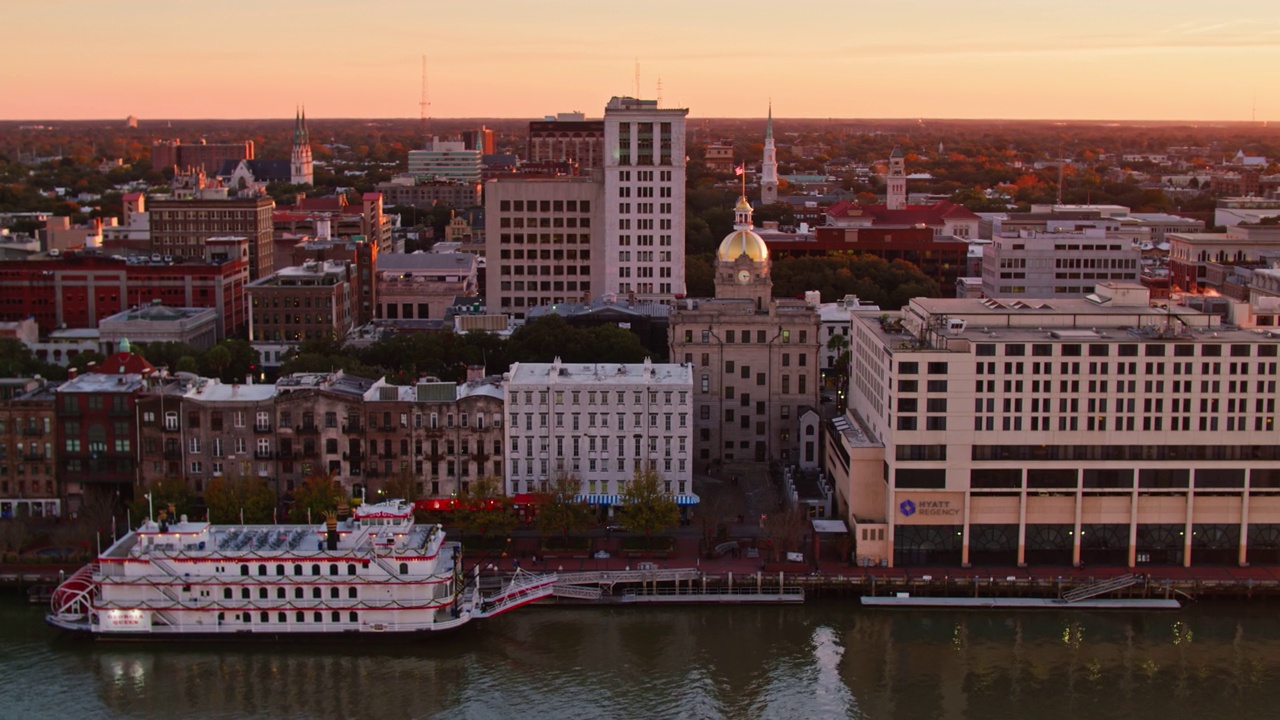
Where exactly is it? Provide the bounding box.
[3,596,1280,720]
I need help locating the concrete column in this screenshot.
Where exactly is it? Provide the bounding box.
[1240,484,1251,567]
[886,488,896,569]
[1016,488,1027,567]
[1183,490,1194,568]
[1128,490,1139,568]
[961,491,971,568]
[1072,488,1083,567]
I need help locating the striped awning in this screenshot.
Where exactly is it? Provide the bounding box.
[576,494,620,505]
[675,494,701,506]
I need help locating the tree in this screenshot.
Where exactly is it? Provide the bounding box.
[204,474,276,524]
[762,507,809,563]
[130,477,195,524]
[826,333,850,397]
[381,469,420,504]
[536,473,593,542]
[618,465,679,541]
[202,344,232,381]
[289,470,345,523]
[455,475,516,542]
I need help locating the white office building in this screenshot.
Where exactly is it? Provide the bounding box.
[602,97,688,303]
[408,140,483,183]
[503,358,696,509]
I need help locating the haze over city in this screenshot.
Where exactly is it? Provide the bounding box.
[4,0,1279,121]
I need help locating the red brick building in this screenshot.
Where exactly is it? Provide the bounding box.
[151,140,254,175]
[0,249,250,339]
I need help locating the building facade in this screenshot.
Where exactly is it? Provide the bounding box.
[669,198,821,464]
[375,252,479,322]
[982,228,1141,298]
[149,196,275,280]
[602,96,688,302]
[527,116,604,167]
[0,378,60,519]
[504,358,695,507]
[484,176,602,318]
[407,140,483,183]
[246,260,353,351]
[829,284,1280,569]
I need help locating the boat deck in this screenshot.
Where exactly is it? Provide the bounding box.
[861,596,1181,610]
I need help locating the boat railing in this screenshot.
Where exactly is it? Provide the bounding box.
[49,564,98,617]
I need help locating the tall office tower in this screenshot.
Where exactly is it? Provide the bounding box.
[602,97,688,302]
[290,107,314,186]
[886,147,907,210]
[761,104,778,206]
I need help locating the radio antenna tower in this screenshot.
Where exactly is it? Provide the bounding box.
[420,55,431,145]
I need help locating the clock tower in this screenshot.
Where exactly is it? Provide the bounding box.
[714,196,772,309]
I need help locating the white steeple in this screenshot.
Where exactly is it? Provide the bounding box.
[761,102,778,206]
[291,106,314,186]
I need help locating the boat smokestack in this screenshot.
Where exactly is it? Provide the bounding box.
[325,511,338,551]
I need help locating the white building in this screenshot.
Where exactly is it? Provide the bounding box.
[407,140,483,184]
[828,283,1280,569]
[602,97,688,303]
[503,358,696,510]
[982,228,1141,298]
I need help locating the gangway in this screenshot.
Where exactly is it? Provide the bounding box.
[473,570,557,618]
[1061,573,1140,603]
[552,584,603,600]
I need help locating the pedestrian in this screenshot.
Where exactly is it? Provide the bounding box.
[532,554,538,566]
[513,558,520,571]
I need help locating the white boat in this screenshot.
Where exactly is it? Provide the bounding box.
[46,499,555,638]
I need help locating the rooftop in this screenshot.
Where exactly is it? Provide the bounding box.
[506,359,692,387]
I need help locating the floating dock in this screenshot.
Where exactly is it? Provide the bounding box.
[861,596,1181,610]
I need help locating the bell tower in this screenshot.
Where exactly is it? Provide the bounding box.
[714,197,772,309]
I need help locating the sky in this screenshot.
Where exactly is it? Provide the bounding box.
[3,0,1279,122]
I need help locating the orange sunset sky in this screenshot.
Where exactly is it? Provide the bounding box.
[3,0,1278,121]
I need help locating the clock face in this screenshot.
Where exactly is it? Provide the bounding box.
[737,270,751,284]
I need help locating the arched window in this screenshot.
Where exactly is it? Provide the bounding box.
[294,587,303,599]
[292,564,302,575]
[276,588,285,599]
[241,588,249,599]
[312,587,320,599]
[240,564,249,576]
[278,612,286,623]
[223,588,232,599]
[329,564,338,575]
[399,562,409,574]
[275,564,284,576]
[310,564,320,576]
[349,611,358,623]
[348,587,357,599]
[330,587,339,599]
[296,611,304,622]
[259,611,269,623]
[346,564,356,576]
[313,611,322,623]
[331,611,340,622]
[259,588,267,599]
[257,564,267,576]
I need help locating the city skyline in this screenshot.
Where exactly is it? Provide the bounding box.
[3,0,1279,122]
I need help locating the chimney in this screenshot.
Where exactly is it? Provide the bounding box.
[68,367,78,380]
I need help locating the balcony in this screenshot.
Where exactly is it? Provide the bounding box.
[23,452,44,462]
[295,423,320,434]
[22,426,44,437]
[278,449,296,460]
[254,424,273,433]
[254,450,275,460]
[342,451,365,461]
[341,422,364,433]
[163,448,182,460]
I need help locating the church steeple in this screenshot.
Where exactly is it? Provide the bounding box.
[291,105,314,186]
[761,103,778,206]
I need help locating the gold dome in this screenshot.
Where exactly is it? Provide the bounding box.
[716,229,769,262]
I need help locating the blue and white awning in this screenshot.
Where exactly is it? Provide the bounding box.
[675,494,701,506]
[576,494,620,505]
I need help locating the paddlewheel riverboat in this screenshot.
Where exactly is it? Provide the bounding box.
[47,499,554,638]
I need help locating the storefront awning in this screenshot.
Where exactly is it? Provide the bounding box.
[511,493,539,505]
[575,494,619,505]
[675,494,701,506]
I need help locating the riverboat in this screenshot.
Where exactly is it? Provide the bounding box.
[46,499,555,638]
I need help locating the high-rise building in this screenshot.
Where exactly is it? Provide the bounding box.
[150,196,275,280]
[828,283,1280,569]
[761,104,778,206]
[484,176,602,318]
[528,114,605,167]
[290,108,314,186]
[603,97,688,302]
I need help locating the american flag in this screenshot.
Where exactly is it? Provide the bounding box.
[734,165,744,176]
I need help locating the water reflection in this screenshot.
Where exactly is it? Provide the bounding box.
[4,600,1280,720]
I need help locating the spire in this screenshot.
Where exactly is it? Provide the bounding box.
[766,101,773,140]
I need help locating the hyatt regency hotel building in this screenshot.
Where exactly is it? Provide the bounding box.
[828,283,1280,569]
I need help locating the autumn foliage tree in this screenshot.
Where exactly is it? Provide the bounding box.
[455,475,516,543]
[536,473,593,546]
[204,474,276,524]
[619,465,680,543]
[289,470,345,523]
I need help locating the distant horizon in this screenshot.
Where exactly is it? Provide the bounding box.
[3,115,1275,127]
[4,1,1278,123]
